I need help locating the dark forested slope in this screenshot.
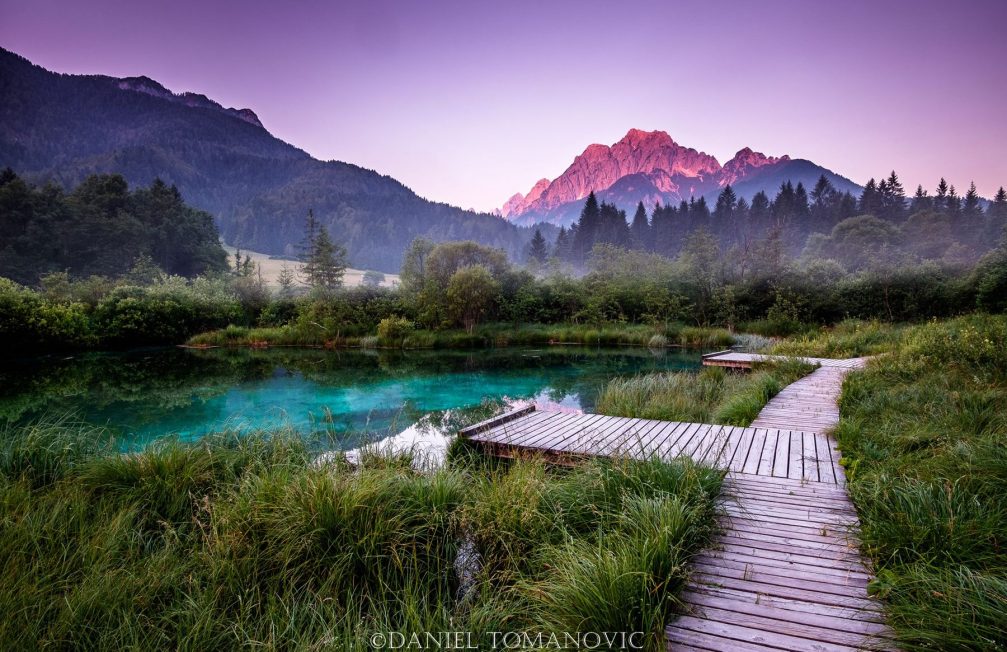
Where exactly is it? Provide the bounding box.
[0,48,528,272]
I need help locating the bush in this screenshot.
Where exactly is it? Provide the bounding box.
[377,315,415,343]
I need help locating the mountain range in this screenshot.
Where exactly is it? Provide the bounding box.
[2,47,870,270]
[499,129,862,227]
[0,48,530,273]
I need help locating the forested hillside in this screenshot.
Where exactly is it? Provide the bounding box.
[0,48,530,272]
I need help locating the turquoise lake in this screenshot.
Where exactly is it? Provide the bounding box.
[1,346,704,451]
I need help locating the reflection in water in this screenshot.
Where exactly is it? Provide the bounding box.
[1,346,703,452]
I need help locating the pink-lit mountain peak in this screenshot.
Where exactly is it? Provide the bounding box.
[716,147,791,187]
[502,129,725,217]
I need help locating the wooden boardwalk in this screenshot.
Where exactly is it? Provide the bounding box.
[702,350,869,370]
[460,359,895,651]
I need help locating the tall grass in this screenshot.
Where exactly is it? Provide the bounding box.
[0,419,722,651]
[834,314,1007,649]
[596,360,814,426]
[187,321,735,350]
[771,318,906,357]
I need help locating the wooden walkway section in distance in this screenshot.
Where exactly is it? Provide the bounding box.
[702,350,869,370]
[460,358,895,651]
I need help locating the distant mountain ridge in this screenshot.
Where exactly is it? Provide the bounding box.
[500,129,861,226]
[0,48,529,272]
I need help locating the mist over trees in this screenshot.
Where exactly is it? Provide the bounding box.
[537,173,1006,275]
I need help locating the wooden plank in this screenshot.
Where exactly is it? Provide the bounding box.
[600,417,663,457]
[788,430,804,480]
[712,535,862,566]
[684,424,720,459]
[480,411,563,447]
[535,413,606,449]
[663,422,703,459]
[666,626,786,652]
[458,404,536,436]
[608,417,666,458]
[722,502,857,528]
[679,604,893,650]
[555,415,625,454]
[698,549,870,581]
[669,615,863,652]
[681,590,891,636]
[772,429,790,478]
[714,426,745,468]
[684,585,883,624]
[704,425,739,466]
[741,429,767,475]
[693,557,869,589]
[802,431,820,482]
[511,412,593,449]
[722,512,855,541]
[719,520,857,550]
[690,572,879,610]
[757,429,779,476]
[728,427,756,473]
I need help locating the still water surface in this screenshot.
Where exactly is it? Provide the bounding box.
[1,346,703,452]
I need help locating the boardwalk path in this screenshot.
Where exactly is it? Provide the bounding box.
[460,353,894,651]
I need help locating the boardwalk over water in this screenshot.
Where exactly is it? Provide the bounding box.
[460,352,895,651]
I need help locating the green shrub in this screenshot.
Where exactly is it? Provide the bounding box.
[377,315,415,343]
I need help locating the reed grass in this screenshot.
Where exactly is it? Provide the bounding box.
[186,321,735,351]
[0,419,722,651]
[834,314,1007,649]
[770,318,906,357]
[596,360,814,426]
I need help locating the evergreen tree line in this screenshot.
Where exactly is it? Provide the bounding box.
[530,173,1007,271]
[0,169,228,284]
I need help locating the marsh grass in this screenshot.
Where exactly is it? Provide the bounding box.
[834,314,1007,649]
[0,419,722,651]
[187,321,735,351]
[771,318,906,358]
[596,359,814,426]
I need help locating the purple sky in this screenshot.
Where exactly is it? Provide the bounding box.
[2,0,1005,211]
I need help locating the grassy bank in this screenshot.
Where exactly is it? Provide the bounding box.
[595,360,815,426]
[769,319,907,357]
[0,417,722,651]
[834,314,1007,648]
[186,321,735,351]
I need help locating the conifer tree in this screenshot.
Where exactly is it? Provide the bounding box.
[946,185,961,216]
[859,178,881,216]
[794,182,810,219]
[810,175,836,227]
[630,202,650,250]
[910,185,931,214]
[572,192,600,262]
[309,227,348,290]
[299,209,347,290]
[963,182,983,219]
[277,263,296,297]
[935,178,949,213]
[553,226,571,260]
[879,170,906,221]
[990,187,1007,244]
[527,228,549,264]
[713,185,737,247]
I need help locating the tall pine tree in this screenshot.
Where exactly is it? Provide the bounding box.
[572,191,600,262]
[630,201,650,250]
[527,228,549,264]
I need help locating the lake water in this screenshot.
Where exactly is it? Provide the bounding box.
[1,346,703,453]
